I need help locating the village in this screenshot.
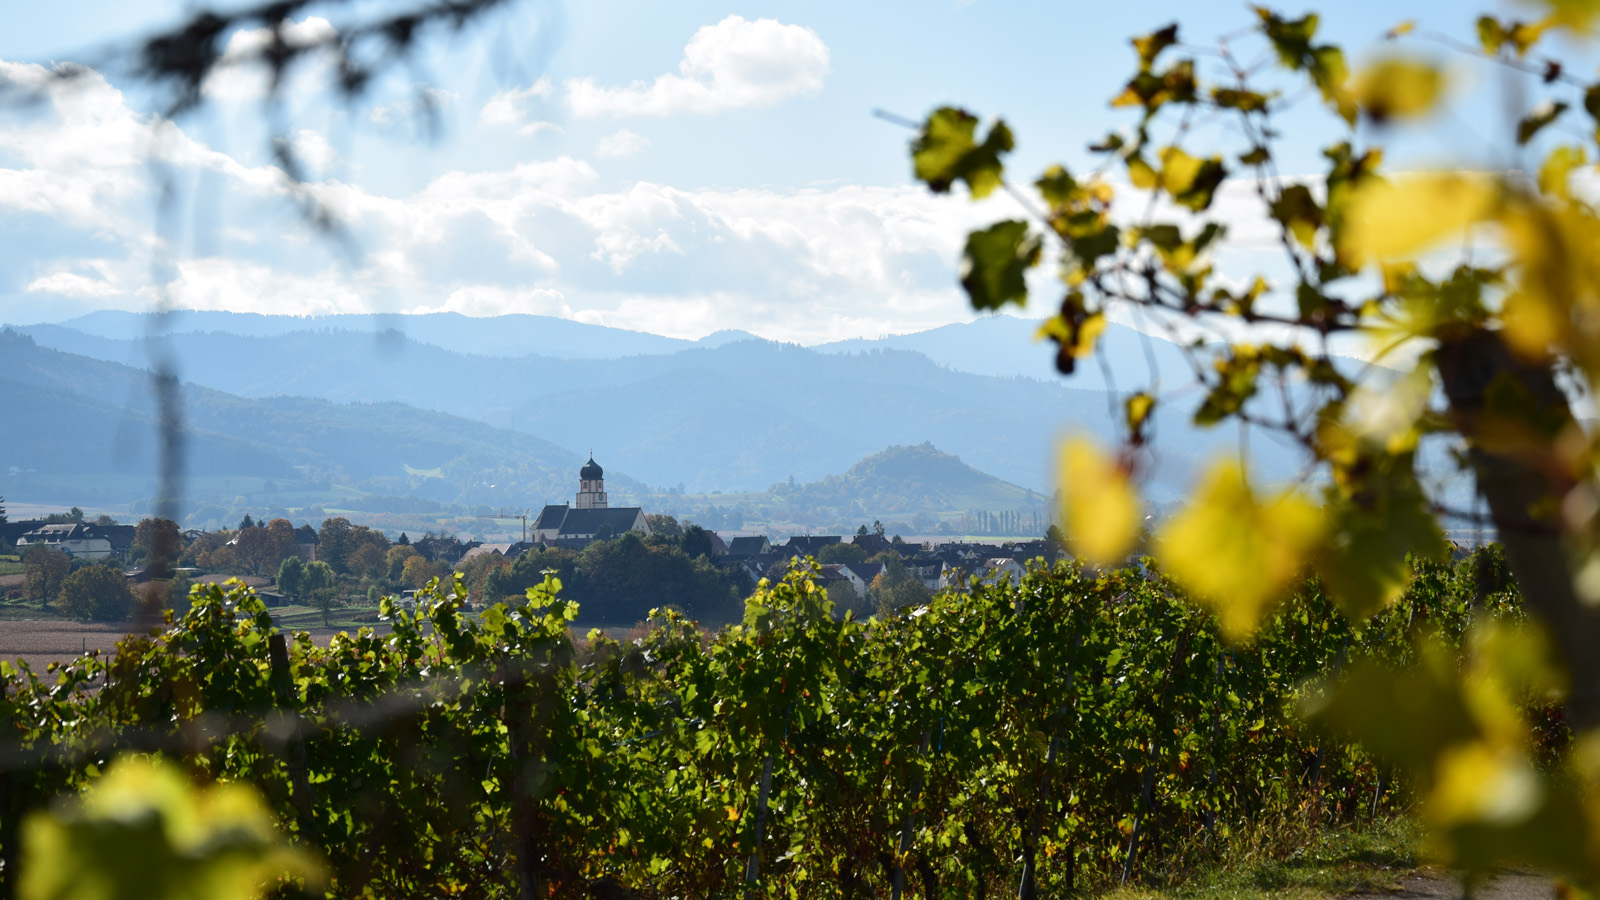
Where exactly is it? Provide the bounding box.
[0,456,1067,630]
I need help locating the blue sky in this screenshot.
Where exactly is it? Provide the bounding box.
[0,0,1527,342]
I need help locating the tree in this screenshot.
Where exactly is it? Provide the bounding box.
[816,542,868,565]
[133,518,182,572]
[347,543,388,581]
[825,577,863,617]
[856,524,868,536]
[317,518,357,574]
[234,525,288,575]
[239,514,255,530]
[680,524,715,561]
[397,532,411,546]
[0,494,6,524]
[22,545,71,604]
[42,507,85,525]
[646,515,683,541]
[57,564,134,622]
[910,2,1600,881]
[401,554,443,590]
[93,514,117,526]
[277,556,306,600]
[301,560,338,626]
[386,545,419,581]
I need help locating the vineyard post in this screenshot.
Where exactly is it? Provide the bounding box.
[267,632,317,839]
[743,754,775,898]
[890,729,933,900]
[1121,740,1159,885]
[504,671,545,900]
[1017,730,1059,900]
[1204,651,1222,836]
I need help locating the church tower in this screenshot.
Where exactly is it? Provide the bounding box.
[576,455,608,510]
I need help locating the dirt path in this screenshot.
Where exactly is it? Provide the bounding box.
[1350,870,1553,900]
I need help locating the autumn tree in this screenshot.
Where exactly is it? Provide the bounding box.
[912,1,1600,881]
[385,545,419,581]
[401,554,445,590]
[234,525,288,575]
[57,564,134,622]
[132,518,181,572]
[22,545,70,604]
[347,543,388,580]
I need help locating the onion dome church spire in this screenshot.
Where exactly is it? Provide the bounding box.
[576,453,608,509]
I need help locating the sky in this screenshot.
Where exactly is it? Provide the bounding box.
[0,0,1541,344]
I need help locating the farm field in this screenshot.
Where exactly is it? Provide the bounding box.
[0,606,650,670]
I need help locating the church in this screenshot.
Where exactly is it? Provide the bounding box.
[530,456,651,546]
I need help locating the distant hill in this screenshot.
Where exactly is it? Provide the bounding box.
[814,315,1188,390]
[643,443,1051,537]
[0,330,650,522]
[774,442,1046,532]
[12,321,1309,497]
[51,310,740,360]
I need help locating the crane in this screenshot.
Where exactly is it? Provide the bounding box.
[475,508,531,542]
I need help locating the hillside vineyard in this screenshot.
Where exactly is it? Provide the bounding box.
[0,555,1532,897]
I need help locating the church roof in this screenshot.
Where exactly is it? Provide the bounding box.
[557,507,646,537]
[533,504,569,530]
[580,456,604,480]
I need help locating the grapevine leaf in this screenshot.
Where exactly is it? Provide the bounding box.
[912,107,1015,199]
[1058,437,1140,566]
[1156,461,1324,640]
[959,220,1041,310]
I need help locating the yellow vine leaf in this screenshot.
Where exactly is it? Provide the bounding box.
[1059,437,1140,566]
[1534,0,1600,29]
[1339,172,1498,265]
[1350,56,1444,121]
[1157,461,1323,640]
[21,755,320,900]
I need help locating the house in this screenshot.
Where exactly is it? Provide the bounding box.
[837,562,882,597]
[725,536,771,560]
[457,544,510,567]
[851,533,893,555]
[705,531,729,556]
[530,457,652,548]
[781,535,841,558]
[293,524,318,561]
[16,523,132,561]
[1011,540,1068,565]
[981,557,1027,585]
[902,558,953,590]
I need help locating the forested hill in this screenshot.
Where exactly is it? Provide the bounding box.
[0,330,649,515]
[658,442,1052,535]
[777,443,1041,516]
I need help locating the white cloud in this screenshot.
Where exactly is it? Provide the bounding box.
[166,258,367,316]
[202,17,338,102]
[565,16,829,117]
[289,128,336,174]
[595,128,649,158]
[424,285,570,318]
[26,270,125,299]
[0,54,999,344]
[479,79,561,136]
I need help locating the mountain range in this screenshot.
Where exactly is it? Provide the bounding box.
[13,311,1306,499]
